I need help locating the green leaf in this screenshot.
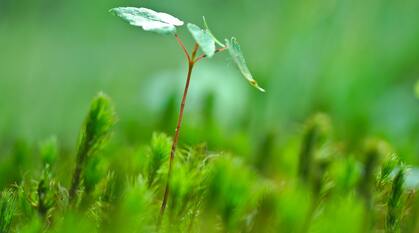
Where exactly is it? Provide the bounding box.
[110,7,184,35]
[187,23,215,58]
[226,38,265,92]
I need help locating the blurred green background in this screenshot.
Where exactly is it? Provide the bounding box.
[0,0,418,163]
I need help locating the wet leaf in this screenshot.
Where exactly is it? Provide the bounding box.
[226,37,265,92]
[110,7,183,35]
[187,23,215,58]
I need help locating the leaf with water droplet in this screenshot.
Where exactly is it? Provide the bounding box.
[110,7,184,35]
[226,37,265,92]
[187,23,215,58]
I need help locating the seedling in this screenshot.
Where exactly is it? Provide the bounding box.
[0,189,16,233]
[109,6,265,218]
[386,167,405,233]
[69,93,116,204]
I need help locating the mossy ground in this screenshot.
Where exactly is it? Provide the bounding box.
[0,94,417,233]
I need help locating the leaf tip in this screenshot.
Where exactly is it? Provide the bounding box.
[108,8,117,15]
[257,86,266,93]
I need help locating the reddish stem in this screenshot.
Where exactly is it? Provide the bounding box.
[158,38,227,226]
[159,42,200,222]
[175,34,191,62]
[191,43,199,60]
[194,47,227,63]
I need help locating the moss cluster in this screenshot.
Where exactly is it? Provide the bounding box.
[0,93,417,233]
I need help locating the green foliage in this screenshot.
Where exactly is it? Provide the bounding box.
[110,7,184,35]
[77,93,117,157]
[146,133,172,187]
[0,1,417,232]
[109,5,266,223]
[0,15,417,230]
[357,139,391,207]
[187,23,215,58]
[329,157,361,194]
[0,123,417,233]
[0,142,32,189]
[16,217,42,233]
[276,184,313,233]
[83,155,109,193]
[87,171,116,230]
[298,113,331,184]
[50,211,96,233]
[69,92,117,203]
[225,37,265,92]
[115,175,156,233]
[205,155,263,231]
[386,168,405,233]
[0,189,16,233]
[110,6,264,94]
[380,154,400,183]
[309,195,365,233]
[166,146,209,226]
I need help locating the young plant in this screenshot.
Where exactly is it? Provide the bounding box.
[357,139,388,207]
[34,137,59,219]
[297,113,331,183]
[386,167,405,233]
[0,189,17,233]
[109,6,266,217]
[69,93,116,204]
[145,133,172,188]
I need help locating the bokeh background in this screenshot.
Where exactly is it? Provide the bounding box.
[0,0,418,164]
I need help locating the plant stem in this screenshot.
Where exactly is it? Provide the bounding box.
[159,37,227,225]
[194,47,227,63]
[159,41,199,221]
[175,34,191,62]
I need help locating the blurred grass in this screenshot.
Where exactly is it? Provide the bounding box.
[0,0,418,164]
